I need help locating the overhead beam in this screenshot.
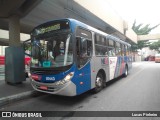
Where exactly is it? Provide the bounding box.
[0,0,137,44]
[0,0,25,18]
[17,0,43,18]
[0,38,9,46]
[0,38,28,46]
[138,34,160,41]
[0,0,42,18]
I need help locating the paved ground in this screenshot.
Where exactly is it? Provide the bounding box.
[0,62,160,120]
[0,65,4,81]
[0,65,29,81]
[0,65,34,98]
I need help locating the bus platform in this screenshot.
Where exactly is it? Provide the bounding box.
[0,78,43,108]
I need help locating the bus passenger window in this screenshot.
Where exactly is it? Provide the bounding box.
[128,46,131,55]
[122,45,126,56]
[126,46,129,56]
[108,47,116,57]
[76,37,92,68]
[115,42,121,56]
[95,45,108,56]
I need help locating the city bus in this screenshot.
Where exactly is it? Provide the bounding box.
[26,18,132,96]
[155,54,160,63]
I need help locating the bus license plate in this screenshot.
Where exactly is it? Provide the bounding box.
[39,86,48,90]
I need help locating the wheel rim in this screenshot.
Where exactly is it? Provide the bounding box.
[96,77,103,88]
[125,67,128,76]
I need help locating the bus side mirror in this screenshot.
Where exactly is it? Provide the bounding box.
[23,39,31,57]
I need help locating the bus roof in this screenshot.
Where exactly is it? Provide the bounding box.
[69,18,131,47]
[32,18,131,46]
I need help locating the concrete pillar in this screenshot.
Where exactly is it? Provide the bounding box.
[5,15,25,84]
[9,15,21,47]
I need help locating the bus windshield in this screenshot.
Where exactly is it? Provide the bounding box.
[30,33,73,68]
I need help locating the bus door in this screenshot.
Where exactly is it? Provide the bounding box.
[114,42,122,77]
[108,46,117,80]
[75,37,92,95]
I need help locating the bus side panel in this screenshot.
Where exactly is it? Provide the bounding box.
[90,56,109,89]
[90,56,96,89]
[124,56,132,71]
[72,62,91,95]
[110,56,133,79]
[128,56,133,70]
[109,57,117,80]
[114,56,125,78]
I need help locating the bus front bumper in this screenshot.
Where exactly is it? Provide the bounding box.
[30,79,77,96]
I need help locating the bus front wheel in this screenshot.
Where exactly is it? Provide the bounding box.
[93,73,104,93]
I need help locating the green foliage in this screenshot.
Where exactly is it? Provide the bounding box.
[132,20,160,35]
[137,41,150,50]
[24,43,31,51]
[131,43,138,52]
[131,41,150,52]
[131,20,159,51]
[149,40,160,53]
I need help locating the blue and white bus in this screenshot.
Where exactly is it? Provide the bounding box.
[27,18,132,96]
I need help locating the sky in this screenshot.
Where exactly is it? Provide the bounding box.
[107,0,160,34]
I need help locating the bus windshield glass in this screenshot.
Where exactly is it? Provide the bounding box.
[30,33,73,68]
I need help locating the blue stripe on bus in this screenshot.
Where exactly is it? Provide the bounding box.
[114,56,120,78]
[71,62,91,95]
[114,56,130,78]
[39,65,75,83]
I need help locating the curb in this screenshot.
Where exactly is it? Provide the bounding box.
[0,91,43,108]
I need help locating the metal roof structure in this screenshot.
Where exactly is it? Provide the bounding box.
[0,0,138,45]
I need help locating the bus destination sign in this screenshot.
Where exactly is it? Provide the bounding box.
[33,20,70,35]
[37,24,60,35]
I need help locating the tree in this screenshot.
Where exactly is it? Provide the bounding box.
[130,43,138,52]
[149,40,160,53]
[131,20,159,51]
[132,20,160,35]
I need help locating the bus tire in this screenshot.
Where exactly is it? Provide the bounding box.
[123,65,128,77]
[93,73,104,93]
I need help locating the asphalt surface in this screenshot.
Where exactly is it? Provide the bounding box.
[0,65,4,81]
[0,62,160,120]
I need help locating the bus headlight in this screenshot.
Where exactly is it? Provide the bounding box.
[55,72,74,86]
[64,72,74,81]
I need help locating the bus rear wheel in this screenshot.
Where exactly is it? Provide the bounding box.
[93,73,104,93]
[123,65,128,77]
